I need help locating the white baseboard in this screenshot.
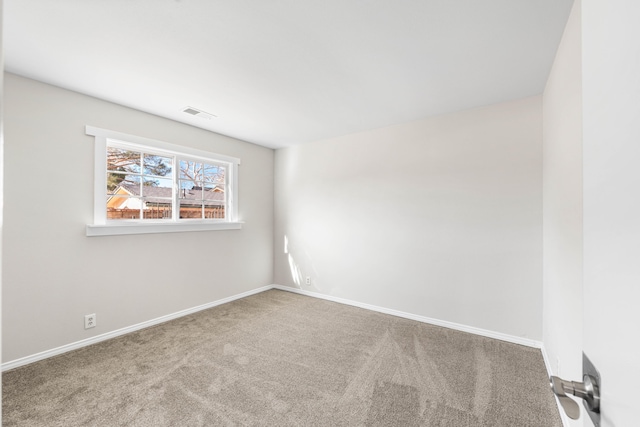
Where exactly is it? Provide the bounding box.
[1,285,273,372]
[540,343,555,376]
[3,284,544,373]
[271,284,542,349]
[4,283,568,426]
[540,344,571,427]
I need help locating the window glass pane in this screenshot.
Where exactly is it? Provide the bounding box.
[203,187,225,204]
[143,154,172,177]
[179,181,202,201]
[143,203,172,220]
[143,177,172,187]
[203,163,226,185]
[204,200,225,219]
[141,175,172,220]
[179,179,197,189]
[107,147,140,173]
[107,174,140,194]
[107,172,125,193]
[106,196,142,220]
[179,160,204,181]
[190,186,204,200]
[179,204,203,219]
[142,177,172,195]
[178,181,202,201]
[203,183,217,191]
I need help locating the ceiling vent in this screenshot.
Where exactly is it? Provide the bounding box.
[182,106,216,120]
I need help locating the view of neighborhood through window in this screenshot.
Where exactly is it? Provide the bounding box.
[106,145,226,221]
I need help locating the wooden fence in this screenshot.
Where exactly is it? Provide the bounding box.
[107,206,225,220]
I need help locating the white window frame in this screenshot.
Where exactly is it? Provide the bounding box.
[86,126,242,236]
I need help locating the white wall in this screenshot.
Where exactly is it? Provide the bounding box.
[274,97,543,341]
[2,73,274,362]
[542,0,583,399]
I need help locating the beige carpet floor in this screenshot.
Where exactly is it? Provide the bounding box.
[2,289,562,426]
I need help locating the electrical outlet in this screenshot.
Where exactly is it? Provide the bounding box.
[85,313,96,329]
[305,276,311,285]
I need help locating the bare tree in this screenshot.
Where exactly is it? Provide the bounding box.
[107,149,225,192]
[107,148,171,191]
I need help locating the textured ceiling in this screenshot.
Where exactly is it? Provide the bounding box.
[4,0,573,148]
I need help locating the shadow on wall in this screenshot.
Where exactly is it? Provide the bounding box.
[284,235,319,291]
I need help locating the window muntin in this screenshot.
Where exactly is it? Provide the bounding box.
[87,126,240,234]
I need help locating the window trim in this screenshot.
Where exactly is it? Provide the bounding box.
[86,126,242,236]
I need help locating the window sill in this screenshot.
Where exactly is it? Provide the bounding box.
[86,221,243,236]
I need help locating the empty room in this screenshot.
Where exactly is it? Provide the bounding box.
[1,0,638,426]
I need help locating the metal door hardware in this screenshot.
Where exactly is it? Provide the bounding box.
[549,352,601,426]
